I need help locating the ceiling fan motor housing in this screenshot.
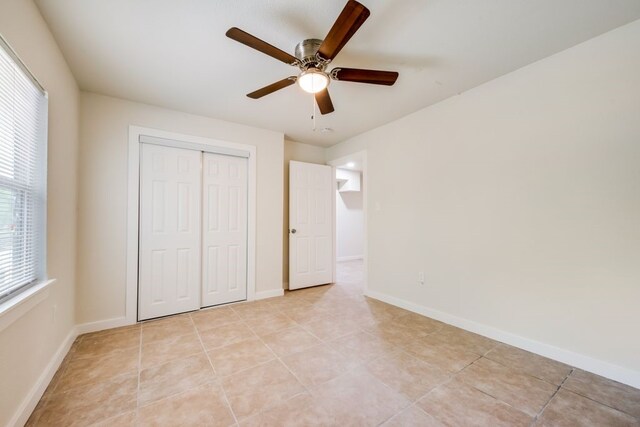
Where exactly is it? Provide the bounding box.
[295,39,325,70]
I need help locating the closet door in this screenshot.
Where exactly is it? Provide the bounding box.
[139,144,202,320]
[202,153,248,307]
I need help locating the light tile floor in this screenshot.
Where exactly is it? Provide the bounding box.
[27,260,640,426]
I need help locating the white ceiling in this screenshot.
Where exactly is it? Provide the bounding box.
[35,0,640,146]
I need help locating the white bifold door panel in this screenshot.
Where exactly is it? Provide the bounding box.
[201,153,248,307]
[139,144,202,320]
[289,161,333,290]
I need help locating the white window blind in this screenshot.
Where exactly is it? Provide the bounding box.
[0,36,47,304]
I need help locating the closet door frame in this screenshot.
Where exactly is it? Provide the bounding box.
[125,126,257,325]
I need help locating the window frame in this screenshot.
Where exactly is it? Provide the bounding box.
[0,33,49,309]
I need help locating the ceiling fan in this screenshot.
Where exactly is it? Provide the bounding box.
[225,0,399,115]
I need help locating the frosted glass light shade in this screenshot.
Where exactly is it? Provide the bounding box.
[298,69,329,93]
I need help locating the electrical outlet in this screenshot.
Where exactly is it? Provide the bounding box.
[418,272,425,285]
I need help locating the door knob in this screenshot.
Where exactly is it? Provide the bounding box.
[291,229,297,234]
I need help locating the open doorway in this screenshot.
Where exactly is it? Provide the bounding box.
[328,152,367,295]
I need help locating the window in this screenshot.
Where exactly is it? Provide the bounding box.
[0,36,48,305]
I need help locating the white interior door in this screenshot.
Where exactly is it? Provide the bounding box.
[202,153,248,306]
[289,161,333,290]
[139,144,202,320]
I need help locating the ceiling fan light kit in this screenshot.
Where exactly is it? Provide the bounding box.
[226,0,399,115]
[295,38,330,94]
[298,68,329,94]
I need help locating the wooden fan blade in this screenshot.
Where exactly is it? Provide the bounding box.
[315,89,335,115]
[247,77,296,99]
[226,27,298,65]
[318,0,370,61]
[332,68,399,85]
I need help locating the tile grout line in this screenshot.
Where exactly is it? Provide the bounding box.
[136,322,208,372]
[223,307,307,419]
[189,313,240,426]
[390,348,480,412]
[231,303,319,420]
[270,301,431,425]
[408,375,469,427]
[450,354,546,421]
[554,370,640,421]
[245,316,314,393]
[228,300,369,421]
[264,302,383,418]
[134,326,142,426]
[294,298,443,426]
[136,355,237,422]
[409,354,531,425]
[459,353,583,420]
[531,367,574,426]
[480,347,572,389]
[210,311,361,383]
[274,306,374,383]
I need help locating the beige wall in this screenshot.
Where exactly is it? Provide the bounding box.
[327,20,640,383]
[0,0,79,424]
[282,139,326,286]
[77,93,284,323]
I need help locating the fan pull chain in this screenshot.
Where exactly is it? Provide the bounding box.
[311,93,317,131]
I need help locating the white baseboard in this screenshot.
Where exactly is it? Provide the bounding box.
[337,255,363,262]
[75,316,133,335]
[9,327,78,427]
[366,289,640,389]
[255,289,284,300]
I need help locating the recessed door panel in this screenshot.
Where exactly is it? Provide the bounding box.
[206,246,220,294]
[150,250,165,303]
[229,186,239,231]
[315,236,329,273]
[207,184,220,231]
[177,183,191,232]
[296,237,310,274]
[297,188,309,225]
[201,153,247,307]
[176,248,192,300]
[228,245,239,290]
[139,144,202,320]
[151,181,165,233]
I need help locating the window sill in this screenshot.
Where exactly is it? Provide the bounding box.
[0,279,57,333]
